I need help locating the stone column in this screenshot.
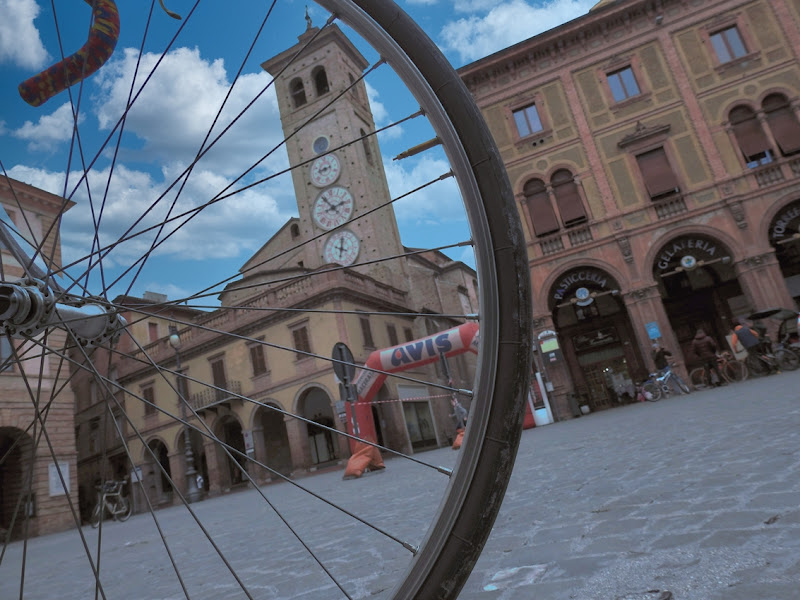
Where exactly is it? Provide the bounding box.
[285,416,309,475]
[249,425,269,484]
[623,284,687,378]
[735,251,794,311]
[532,314,574,421]
[167,450,184,504]
[202,436,222,496]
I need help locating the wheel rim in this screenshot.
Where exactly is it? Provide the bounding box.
[0,2,530,598]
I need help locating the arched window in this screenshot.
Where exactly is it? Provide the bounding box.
[524,178,559,237]
[763,94,800,157]
[360,128,374,166]
[290,223,300,239]
[729,105,772,167]
[290,78,306,108]
[551,169,586,227]
[313,67,329,96]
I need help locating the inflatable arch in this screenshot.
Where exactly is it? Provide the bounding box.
[343,322,479,478]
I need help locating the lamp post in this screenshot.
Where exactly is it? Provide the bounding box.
[169,326,202,504]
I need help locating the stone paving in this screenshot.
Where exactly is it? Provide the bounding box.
[1,372,799,599]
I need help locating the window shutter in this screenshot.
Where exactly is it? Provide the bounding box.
[524,179,559,236]
[764,97,800,155]
[636,148,679,198]
[551,171,586,226]
[730,107,770,159]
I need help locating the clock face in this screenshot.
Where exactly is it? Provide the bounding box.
[310,154,341,187]
[323,230,360,266]
[312,186,354,230]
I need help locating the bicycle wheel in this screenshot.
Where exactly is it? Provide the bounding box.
[689,368,709,389]
[89,503,102,530]
[777,349,799,371]
[745,353,770,377]
[116,497,132,522]
[673,375,690,395]
[0,2,531,599]
[643,382,662,402]
[723,359,747,382]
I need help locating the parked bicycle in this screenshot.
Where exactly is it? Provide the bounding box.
[689,351,748,388]
[90,478,131,527]
[639,365,690,401]
[744,342,800,377]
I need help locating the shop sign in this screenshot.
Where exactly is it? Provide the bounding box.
[552,268,610,302]
[655,237,718,272]
[770,201,800,242]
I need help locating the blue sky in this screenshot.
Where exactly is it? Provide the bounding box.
[0,0,595,303]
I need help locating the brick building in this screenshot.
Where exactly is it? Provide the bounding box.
[459,0,800,417]
[0,177,79,538]
[74,23,479,512]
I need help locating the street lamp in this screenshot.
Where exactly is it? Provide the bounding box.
[169,326,202,504]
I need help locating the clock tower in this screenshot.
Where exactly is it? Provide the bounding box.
[261,21,409,289]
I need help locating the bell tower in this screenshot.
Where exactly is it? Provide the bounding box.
[261,21,408,289]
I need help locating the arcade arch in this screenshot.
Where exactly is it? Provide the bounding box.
[768,198,800,305]
[143,438,173,506]
[651,233,744,366]
[547,266,643,410]
[253,403,292,478]
[297,387,339,466]
[212,414,247,490]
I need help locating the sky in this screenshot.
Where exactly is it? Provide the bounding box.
[0,0,596,304]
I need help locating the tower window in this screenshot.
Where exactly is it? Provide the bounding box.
[313,67,329,96]
[290,77,307,108]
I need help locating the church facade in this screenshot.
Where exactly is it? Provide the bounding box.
[73,23,478,511]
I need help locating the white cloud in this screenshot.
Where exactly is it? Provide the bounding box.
[12,103,83,151]
[92,47,287,177]
[385,153,466,225]
[365,81,404,142]
[440,0,596,63]
[0,0,49,69]
[5,162,296,296]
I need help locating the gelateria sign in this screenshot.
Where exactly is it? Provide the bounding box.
[770,201,800,243]
[552,268,611,303]
[655,237,719,273]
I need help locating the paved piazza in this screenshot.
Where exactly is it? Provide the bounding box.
[2,372,799,599]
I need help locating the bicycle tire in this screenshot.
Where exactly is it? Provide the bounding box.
[643,381,662,402]
[777,349,799,371]
[689,368,709,389]
[116,497,132,522]
[723,359,747,382]
[0,2,531,599]
[745,353,770,377]
[674,376,690,395]
[89,503,102,529]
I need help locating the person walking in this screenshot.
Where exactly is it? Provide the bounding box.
[691,329,724,386]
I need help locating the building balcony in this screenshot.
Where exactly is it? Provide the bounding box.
[189,380,241,411]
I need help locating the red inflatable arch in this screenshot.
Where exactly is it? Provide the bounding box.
[342,322,479,478]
